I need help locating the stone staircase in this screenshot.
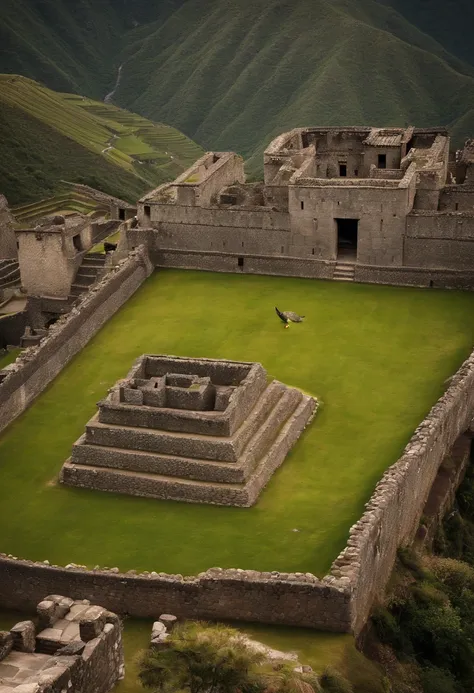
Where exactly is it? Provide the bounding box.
[333,261,355,282]
[68,253,106,302]
[61,356,317,507]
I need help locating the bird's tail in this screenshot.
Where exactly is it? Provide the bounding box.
[275,306,284,319]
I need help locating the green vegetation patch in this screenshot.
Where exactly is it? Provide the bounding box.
[0,75,204,205]
[0,348,21,369]
[0,271,473,577]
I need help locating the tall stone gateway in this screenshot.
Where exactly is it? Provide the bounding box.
[60,355,317,506]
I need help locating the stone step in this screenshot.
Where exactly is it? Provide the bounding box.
[88,381,289,461]
[82,256,105,263]
[333,275,354,282]
[72,387,302,484]
[76,266,99,277]
[61,395,317,506]
[70,284,89,296]
[74,274,97,286]
[98,377,280,437]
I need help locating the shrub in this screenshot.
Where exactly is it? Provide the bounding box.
[427,557,474,595]
[319,667,353,693]
[419,666,457,693]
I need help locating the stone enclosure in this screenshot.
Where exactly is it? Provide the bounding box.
[0,595,123,692]
[60,355,317,506]
[131,127,474,288]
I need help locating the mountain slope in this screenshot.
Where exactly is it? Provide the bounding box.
[0,75,203,205]
[1,0,474,174]
[114,0,474,168]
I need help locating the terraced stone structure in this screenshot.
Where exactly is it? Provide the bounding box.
[60,355,317,506]
[0,594,123,692]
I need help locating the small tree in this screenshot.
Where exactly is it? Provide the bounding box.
[139,621,319,693]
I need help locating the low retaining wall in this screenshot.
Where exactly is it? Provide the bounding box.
[153,248,335,280]
[0,246,153,433]
[331,348,474,634]
[0,560,351,632]
[355,263,474,289]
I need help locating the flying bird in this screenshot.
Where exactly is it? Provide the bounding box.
[275,307,305,328]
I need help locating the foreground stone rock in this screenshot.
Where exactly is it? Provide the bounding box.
[0,595,123,692]
[60,355,317,506]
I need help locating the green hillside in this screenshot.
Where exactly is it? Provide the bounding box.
[0,75,203,205]
[114,0,474,173]
[1,0,474,176]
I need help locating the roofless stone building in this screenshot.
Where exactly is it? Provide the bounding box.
[130,126,474,288]
[60,355,317,506]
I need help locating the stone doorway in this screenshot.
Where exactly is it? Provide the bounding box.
[336,218,358,260]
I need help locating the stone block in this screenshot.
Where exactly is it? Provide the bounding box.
[150,633,169,650]
[37,599,57,627]
[10,621,35,653]
[159,614,177,631]
[57,641,86,656]
[79,606,106,642]
[0,632,13,661]
[122,388,143,405]
[151,621,166,637]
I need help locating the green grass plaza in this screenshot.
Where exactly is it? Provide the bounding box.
[2,268,474,688]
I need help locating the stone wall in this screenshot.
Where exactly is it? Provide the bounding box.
[0,559,351,632]
[0,194,18,260]
[439,185,474,212]
[145,248,335,279]
[354,263,474,289]
[0,247,153,434]
[331,348,474,634]
[405,211,474,270]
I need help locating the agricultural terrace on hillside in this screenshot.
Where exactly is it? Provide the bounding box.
[1,270,474,576]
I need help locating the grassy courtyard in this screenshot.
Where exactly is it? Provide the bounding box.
[0,270,474,576]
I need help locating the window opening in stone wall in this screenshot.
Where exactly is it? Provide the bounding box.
[238,256,244,268]
[339,164,347,177]
[336,218,358,261]
[354,169,358,177]
[300,200,304,210]
[72,234,82,252]
[378,154,387,169]
[118,208,125,221]
[455,203,459,211]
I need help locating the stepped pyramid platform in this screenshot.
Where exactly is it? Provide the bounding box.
[60,355,317,506]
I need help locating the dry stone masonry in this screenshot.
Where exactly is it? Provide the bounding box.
[60,355,317,506]
[0,595,123,692]
[130,127,474,289]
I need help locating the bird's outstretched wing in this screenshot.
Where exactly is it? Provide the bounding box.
[275,307,288,323]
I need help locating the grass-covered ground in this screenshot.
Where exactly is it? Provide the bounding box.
[0,348,21,369]
[0,270,474,576]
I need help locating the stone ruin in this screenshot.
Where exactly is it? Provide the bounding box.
[60,355,317,506]
[0,595,123,692]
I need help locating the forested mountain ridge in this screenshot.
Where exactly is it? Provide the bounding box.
[1,0,474,174]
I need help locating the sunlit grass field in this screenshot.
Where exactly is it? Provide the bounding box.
[1,270,474,578]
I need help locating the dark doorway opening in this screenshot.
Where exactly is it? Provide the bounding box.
[238,256,244,270]
[143,205,151,223]
[339,164,347,177]
[378,154,387,169]
[72,234,82,252]
[336,218,358,260]
[118,208,126,221]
